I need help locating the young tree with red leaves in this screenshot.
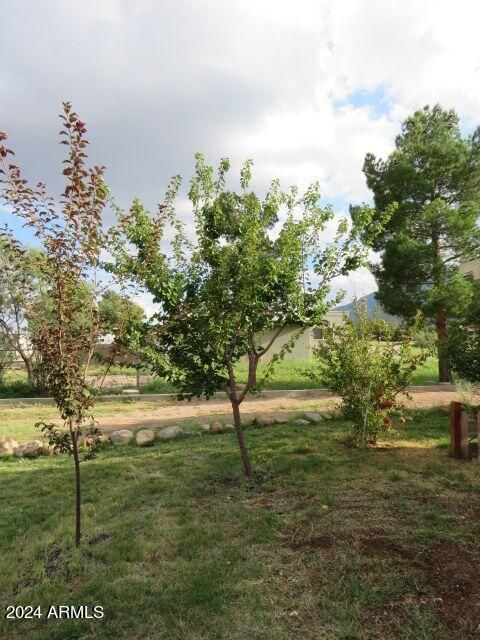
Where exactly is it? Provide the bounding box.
[0,103,132,546]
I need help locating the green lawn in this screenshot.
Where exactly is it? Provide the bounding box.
[143,356,439,393]
[0,357,440,398]
[1,408,479,639]
[0,400,168,443]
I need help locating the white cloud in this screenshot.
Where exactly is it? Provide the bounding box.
[131,292,159,319]
[2,0,479,308]
[330,267,378,304]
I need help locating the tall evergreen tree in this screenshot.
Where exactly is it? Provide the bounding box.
[353,105,480,381]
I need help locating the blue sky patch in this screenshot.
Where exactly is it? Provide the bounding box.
[334,85,392,119]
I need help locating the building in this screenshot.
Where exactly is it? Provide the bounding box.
[251,311,345,363]
[459,258,480,281]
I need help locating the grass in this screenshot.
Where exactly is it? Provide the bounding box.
[1,356,440,398]
[0,399,169,443]
[1,406,480,639]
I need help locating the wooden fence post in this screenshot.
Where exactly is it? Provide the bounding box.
[450,401,469,459]
[460,409,469,459]
[477,409,480,458]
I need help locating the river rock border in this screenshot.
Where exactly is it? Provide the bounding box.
[0,412,327,458]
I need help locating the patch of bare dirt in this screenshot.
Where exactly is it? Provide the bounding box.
[289,533,337,551]
[279,508,480,639]
[94,389,459,434]
[358,535,414,559]
[368,541,480,639]
[416,541,480,631]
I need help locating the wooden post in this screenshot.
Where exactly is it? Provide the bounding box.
[450,401,469,459]
[460,409,469,459]
[450,401,462,458]
[477,409,480,459]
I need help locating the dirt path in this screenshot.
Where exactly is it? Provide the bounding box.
[95,389,458,433]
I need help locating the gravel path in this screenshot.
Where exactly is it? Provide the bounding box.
[95,388,458,433]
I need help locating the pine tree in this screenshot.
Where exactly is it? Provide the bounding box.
[353,105,480,381]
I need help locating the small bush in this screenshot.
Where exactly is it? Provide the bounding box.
[314,302,428,445]
[446,322,480,384]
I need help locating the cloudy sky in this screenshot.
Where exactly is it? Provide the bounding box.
[1,0,480,310]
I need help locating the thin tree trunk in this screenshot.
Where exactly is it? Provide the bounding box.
[431,231,451,383]
[13,344,35,385]
[225,350,255,477]
[69,419,82,547]
[23,358,35,384]
[436,309,451,383]
[230,398,253,477]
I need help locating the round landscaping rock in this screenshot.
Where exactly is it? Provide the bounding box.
[305,412,323,424]
[0,436,19,457]
[294,419,310,426]
[135,429,155,447]
[20,440,44,458]
[40,444,53,456]
[201,424,211,433]
[223,424,235,432]
[211,421,224,433]
[110,429,134,445]
[158,426,184,440]
[259,416,275,427]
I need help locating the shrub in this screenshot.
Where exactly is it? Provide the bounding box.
[412,324,437,350]
[446,322,480,384]
[314,303,428,445]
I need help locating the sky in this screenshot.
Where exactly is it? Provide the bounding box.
[1,0,480,314]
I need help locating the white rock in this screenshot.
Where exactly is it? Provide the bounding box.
[201,424,211,433]
[0,447,14,458]
[158,426,184,440]
[135,429,155,447]
[122,388,140,395]
[21,440,44,458]
[0,436,19,457]
[110,429,134,445]
[294,419,310,426]
[305,412,323,424]
[223,424,235,432]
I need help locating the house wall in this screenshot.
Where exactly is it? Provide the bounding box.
[459,258,480,281]
[252,311,346,363]
[257,325,311,362]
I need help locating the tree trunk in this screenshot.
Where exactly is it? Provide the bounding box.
[24,356,35,386]
[69,419,82,547]
[230,398,253,477]
[436,309,451,383]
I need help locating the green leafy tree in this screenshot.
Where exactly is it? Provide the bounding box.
[315,302,428,445]
[98,289,145,334]
[0,104,130,546]
[0,244,121,387]
[353,105,480,381]
[110,154,384,476]
[446,280,480,383]
[0,245,48,384]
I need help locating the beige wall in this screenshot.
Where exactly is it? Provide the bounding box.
[251,311,345,363]
[459,258,480,281]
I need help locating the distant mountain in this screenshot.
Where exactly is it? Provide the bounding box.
[335,292,399,323]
